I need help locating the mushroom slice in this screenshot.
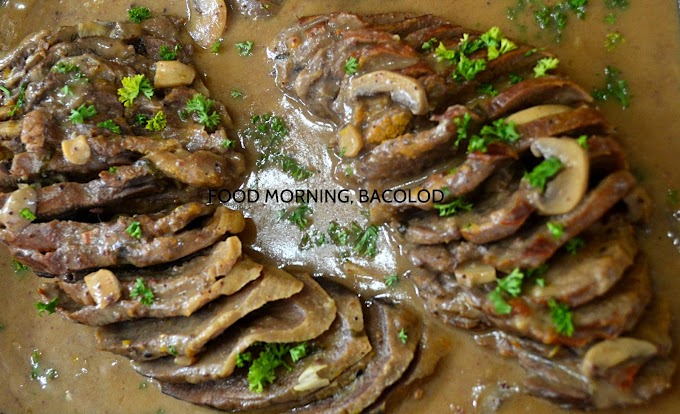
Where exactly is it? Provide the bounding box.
[581,337,657,379]
[337,124,363,158]
[530,137,589,215]
[505,104,571,126]
[454,262,497,288]
[154,61,197,89]
[84,269,122,309]
[348,70,429,115]
[0,186,37,232]
[186,0,227,49]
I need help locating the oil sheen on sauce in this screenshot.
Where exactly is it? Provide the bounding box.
[0,1,678,413]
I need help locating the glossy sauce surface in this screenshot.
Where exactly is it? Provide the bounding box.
[0,1,679,413]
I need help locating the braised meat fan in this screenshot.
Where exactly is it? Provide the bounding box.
[271,12,675,409]
[0,16,438,414]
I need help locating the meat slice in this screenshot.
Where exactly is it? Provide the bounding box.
[4,204,245,276]
[95,265,303,361]
[160,283,373,412]
[132,272,337,383]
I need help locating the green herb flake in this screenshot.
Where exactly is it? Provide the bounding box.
[230,88,244,99]
[421,37,438,51]
[69,103,97,124]
[236,351,252,368]
[385,274,399,287]
[20,208,36,222]
[138,381,149,390]
[128,6,151,23]
[604,0,628,9]
[605,32,625,51]
[435,42,458,63]
[0,85,10,98]
[35,297,58,316]
[549,298,574,336]
[344,56,359,75]
[467,118,520,153]
[277,154,314,180]
[478,83,499,97]
[118,74,154,107]
[564,237,586,255]
[509,73,523,84]
[433,198,473,217]
[108,166,118,174]
[130,277,154,306]
[547,222,565,239]
[9,83,27,117]
[243,342,309,393]
[236,40,254,56]
[211,39,222,54]
[289,343,308,362]
[524,157,564,190]
[126,221,143,239]
[186,94,220,129]
[487,268,525,314]
[398,328,408,344]
[592,65,630,109]
[279,204,313,230]
[51,62,79,74]
[12,259,29,273]
[577,135,589,149]
[354,224,379,257]
[60,85,73,96]
[167,345,178,356]
[454,55,486,82]
[534,57,559,78]
[604,13,617,24]
[97,119,121,134]
[159,44,180,61]
[453,113,471,147]
[135,113,149,126]
[221,139,235,149]
[30,350,58,383]
[145,111,167,132]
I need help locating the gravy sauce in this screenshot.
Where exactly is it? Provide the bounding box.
[0,0,678,413]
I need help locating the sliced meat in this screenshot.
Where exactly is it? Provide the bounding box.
[132,272,337,383]
[145,150,235,188]
[95,265,303,361]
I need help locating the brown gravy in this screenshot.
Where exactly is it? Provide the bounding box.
[0,0,679,413]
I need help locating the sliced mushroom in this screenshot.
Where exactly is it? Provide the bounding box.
[84,269,122,309]
[581,337,657,379]
[337,124,363,158]
[62,134,91,165]
[348,70,429,115]
[0,186,37,232]
[454,262,497,288]
[154,61,197,89]
[294,364,331,392]
[186,0,227,49]
[505,104,571,126]
[529,137,589,215]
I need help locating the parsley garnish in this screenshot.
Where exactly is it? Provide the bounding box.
[145,111,167,131]
[398,328,408,344]
[236,40,254,56]
[564,237,586,255]
[236,351,252,368]
[577,135,589,148]
[604,0,628,9]
[467,118,520,153]
[435,42,458,62]
[35,297,58,316]
[159,44,180,61]
[12,259,29,273]
[108,166,118,174]
[230,88,244,99]
[548,298,574,336]
[592,65,630,108]
[52,62,79,74]
[276,154,314,180]
[30,350,58,382]
[487,268,524,314]
[279,204,313,230]
[97,119,121,134]
[167,345,178,356]
[186,94,220,129]
[478,83,499,97]
[60,85,73,96]
[128,6,151,23]
[547,222,565,239]
[480,26,517,60]
[453,113,471,147]
[509,73,523,84]
[130,277,154,306]
[126,221,143,238]
[604,13,617,24]
[0,85,10,98]
[454,55,486,82]
[421,37,438,51]
[605,31,624,51]
[344,56,359,75]
[242,342,309,393]
[135,113,149,126]
[69,103,97,124]
[526,263,549,287]
[385,274,399,287]
[118,74,154,107]
[524,157,563,190]
[20,208,36,222]
[8,83,27,117]
[433,197,473,217]
[211,39,222,54]
[533,57,560,78]
[354,224,379,257]
[288,343,308,362]
[328,222,351,246]
[221,139,235,149]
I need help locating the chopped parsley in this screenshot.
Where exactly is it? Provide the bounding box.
[159,44,180,61]
[577,134,589,149]
[454,55,486,82]
[592,65,630,108]
[328,221,351,246]
[30,350,58,383]
[605,31,624,51]
[421,37,438,51]
[108,166,118,174]
[604,0,628,9]
[435,42,459,63]
[235,40,254,56]
[487,268,524,314]
[288,343,308,362]
[236,351,252,368]
[480,26,517,60]
[20,208,36,222]
[524,157,564,190]
[385,274,399,287]
[604,13,617,24]
[533,57,560,78]
[299,229,328,250]
[279,204,313,230]
[126,221,143,239]
[354,224,379,257]
[51,62,79,74]
[130,277,154,306]
[344,56,359,75]
[185,94,220,129]
[478,83,499,97]
[167,345,178,356]
[211,39,222,54]
[221,139,235,149]
[35,297,58,316]
[548,298,574,336]
[526,263,549,287]
[97,119,121,134]
[68,103,97,124]
[12,259,29,273]
[118,74,154,107]
[508,73,523,84]
[564,237,586,255]
[135,113,149,126]
[398,328,408,344]
[128,6,151,23]
[453,113,471,147]
[0,85,10,98]
[60,85,73,96]
[230,88,244,99]
[547,221,565,239]
[433,197,473,217]
[467,118,520,153]
[8,83,27,117]
[145,111,167,132]
[276,154,314,180]
[240,342,309,393]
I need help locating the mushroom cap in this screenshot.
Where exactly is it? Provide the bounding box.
[348,70,429,115]
[187,0,227,49]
